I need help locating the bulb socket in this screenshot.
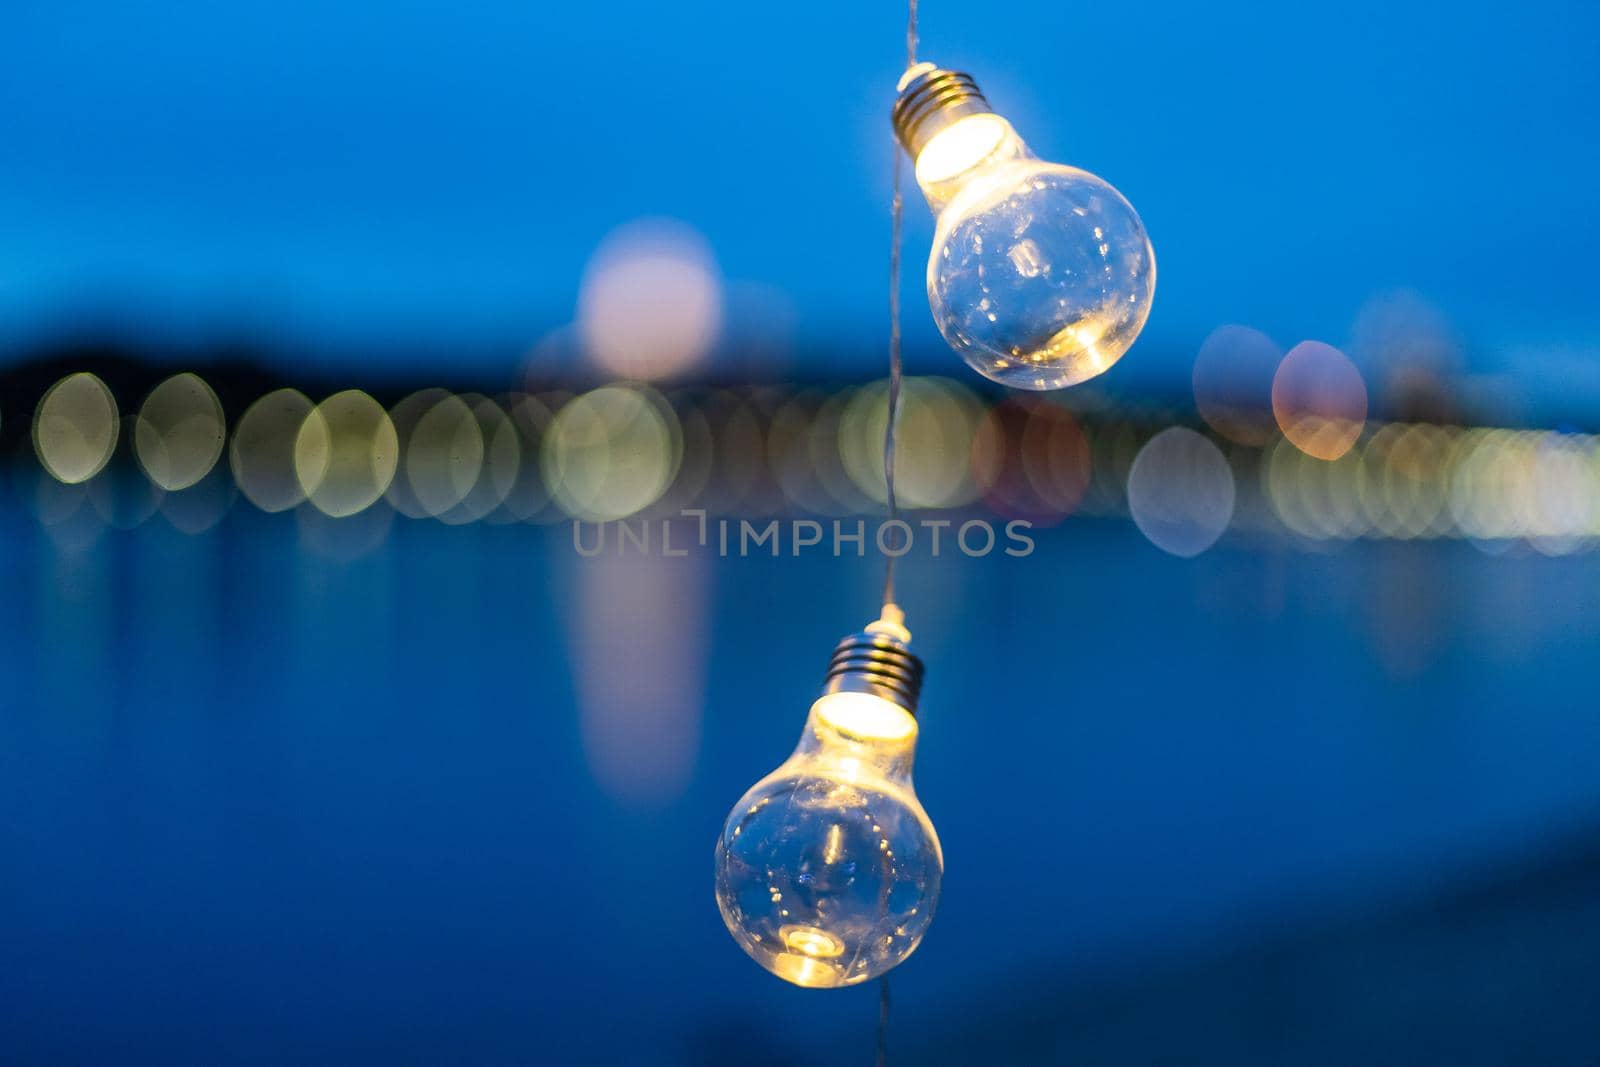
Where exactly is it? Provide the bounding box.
[820,630,925,717]
[891,64,995,159]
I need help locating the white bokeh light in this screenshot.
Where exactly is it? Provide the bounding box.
[1127,427,1235,557]
[578,218,722,380]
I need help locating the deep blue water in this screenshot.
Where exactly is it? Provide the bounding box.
[3,502,1599,1063]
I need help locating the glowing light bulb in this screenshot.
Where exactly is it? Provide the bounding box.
[893,63,1156,390]
[714,609,941,988]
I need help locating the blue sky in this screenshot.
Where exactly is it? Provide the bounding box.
[2,0,1597,402]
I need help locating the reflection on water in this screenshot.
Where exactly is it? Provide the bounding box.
[572,545,709,807]
[2,509,1599,1063]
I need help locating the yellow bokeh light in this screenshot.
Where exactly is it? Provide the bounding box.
[19,367,1600,554]
[34,372,119,484]
[486,393,557,524]
[434,394,521,525]
[839,377,983,509]
[294,390,399,518]
[1448,428,1521,542]
[1265,435,1366,540]
[1359,424,1451,539]
[1302,439,1369,540]
[384,388,451,519]
[405,393,484,519]
[230,389,316,513]
[134,373,226,491]
[808,389,875,514]
[543,385,680,520]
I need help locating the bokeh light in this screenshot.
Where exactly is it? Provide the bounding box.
[385,388,452,519]
[133,372,226,491]
[1192,325,1283,446]
[543,384,680,520]
[1448,428,1524,544]
[294,390,399,518]
[7,364,1600,559]
[578,218,722,380]
[768,390,846,514]
[1080,420,1142,517]
[1358,424,1452,539]
[840,377,984,509]
[661,392,715,513]
[1272,341,1368,460]
[1127,427,1235,557]
[695,389,771,513]
[487,393,558,523]
[33,372,119,484]
[1526,432,1598,555]
[1351,289,1460,415]
[971,397,1092,520]
[231,389,317,513]
[1266,433,1367,541]
[439,394,521,525]
[1020,402,1092,514]
[405,392,484,519]
[808,389,876,515]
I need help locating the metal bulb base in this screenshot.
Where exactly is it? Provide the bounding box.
[819,628,924,717]
[891,63,994,159]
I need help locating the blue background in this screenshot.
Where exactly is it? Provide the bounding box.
[4,1,1600,1062]
[4,515,1600,1062]
[3,0,1598,407]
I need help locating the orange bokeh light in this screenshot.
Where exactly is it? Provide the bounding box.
[1272,341,1367,460]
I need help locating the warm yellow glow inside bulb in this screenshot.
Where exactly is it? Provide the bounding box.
[813,692,917,743]
[915,113,1010,186]
[771,951,847,988]
[782,924,845,959]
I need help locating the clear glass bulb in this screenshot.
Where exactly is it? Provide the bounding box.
[715,690,942,989]
[902,69,1156,391]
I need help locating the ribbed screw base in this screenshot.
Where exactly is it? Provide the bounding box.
[820,629,925,717]
[891,63,994,159]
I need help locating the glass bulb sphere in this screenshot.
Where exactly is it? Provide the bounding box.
[897,68,1156,391]
[715,691,942,989]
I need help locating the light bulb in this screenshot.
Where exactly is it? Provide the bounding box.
[714,610,941,988]
[893,63,1156,391]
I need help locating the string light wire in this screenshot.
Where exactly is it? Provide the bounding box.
[881,0,918,609]
[877,9,919,1064]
